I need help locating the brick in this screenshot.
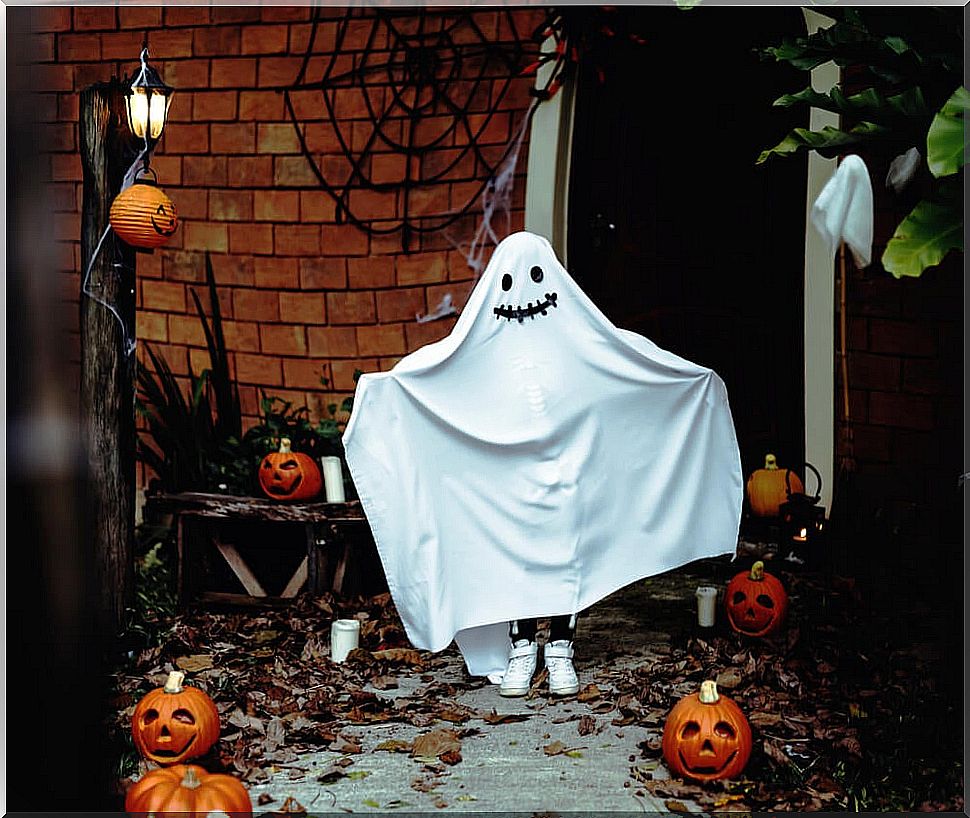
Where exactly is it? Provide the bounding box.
[257,57,304,88]
[233,288,279,322]
[29,8,72,32]
[252,257,297,289]
[161,250,205,283]
[330,358,378,390]
[30,64,73,93]
[183,221,228,252]
[193,26,241,57]
[239,90,284,120]
[209,190,252,222]
[142,280,185,312]
[300,258,346,290]
[356,323,406,356]
[157,59,209,90]
[162,123,209,154]
[27,32,55,62]
[257,123,300,153]
[849,425,892,462]
[849,276,902,318]
[192,90,237,120]
[274,156,318,186]
[397,252,447,286]
[165,7,209,26]
[283,358,329,390]
[300,191,336,222]
[327,291,376,325]
[308,326,358,357]
[235,353,283,386]
[229,223,273,255]
[171,188,207,220]
[286,89,325,121]
[902,358,960,396]
[228,156,273,187]
[56,90,77,122]
[211,7,260,24]
[58,33,101,62]
[74,7,116,30]
[280,292,327,324]
[304,122,342,153]
[410,185,450,217]
[869,318,938,357]
[54,212,80,241]
[251,190,297,223]
[211,58,256,89]
[846,353,900,392]
[261,7,311,22]
[207,253,253,288]
[320,224,369,257]
[376,288,425,323]
[137,312,169,343]
[168,314,207,347]
[51,154,82,182]
[99,30,147,60]
[146,344,190,377]
[348,256,395,289]
[38,123,74,153]
[275,224,320,256]
[183,156,228,187]
[426,281,474,313]
[211,122,255,154]
[118,7,163,29]
[350,189,397,221]
[261,324,308,356]
[371,153,408,184]
[379,357,403,372]
[868,391,934,431]
[241,24,289,54]
[222,320,260,352]
[406,319,453,352]
[893,429,942,467]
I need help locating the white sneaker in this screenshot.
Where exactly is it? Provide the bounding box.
[544,640,579,696]
[499,639,538,697]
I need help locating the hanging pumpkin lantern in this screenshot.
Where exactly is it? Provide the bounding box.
[131,671,220,765]
[662,680,752,782]
[724,560,788,637]
[125,764,252,817]
[258,437,323,502]
[109,168,178,251]
[745,453,803,517]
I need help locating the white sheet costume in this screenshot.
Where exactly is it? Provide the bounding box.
[343,231,743,680]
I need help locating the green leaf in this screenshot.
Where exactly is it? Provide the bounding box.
[882,193,963,278]
[927,86,969,177]
[362,799,380,809]
[757,122,887,164]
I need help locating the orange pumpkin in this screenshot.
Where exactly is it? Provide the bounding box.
[746,453,804,517]
[257,437,323,501]
[724,560,788,637]
[131,671,220,765]
[109,173,179,250]
[125,764,252,817]
[662,680,752,781]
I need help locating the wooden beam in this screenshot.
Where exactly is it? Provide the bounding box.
[281,556,308,598]
[213,536,267,597]
[79,80,138,633]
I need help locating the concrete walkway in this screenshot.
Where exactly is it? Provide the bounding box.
[245,557,735,814]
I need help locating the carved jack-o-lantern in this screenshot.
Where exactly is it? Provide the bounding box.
[131,671,220,765]
[257,437,323,502]
[125,764,252,817]
[109,171,179,251]
[724,560,788,637]
[662,680,752,782]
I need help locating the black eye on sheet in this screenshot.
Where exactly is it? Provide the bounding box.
[530,265,544,283]
[502,273,513,291]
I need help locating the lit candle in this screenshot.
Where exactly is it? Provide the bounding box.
[794,527,808,543]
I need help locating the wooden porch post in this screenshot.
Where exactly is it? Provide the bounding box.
[79,80,138,635]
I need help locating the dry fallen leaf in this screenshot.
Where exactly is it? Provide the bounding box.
[481,710,530,725]
[411,729,461,759]
[175,654,214,673]
[716,668,742,690]
[577,684,602,702]
[375,739,412,753]
[578,715,596,736]
[372,648,425,665]
[665,799,689,813]
[543,740,566,756]
[440,749,462,766]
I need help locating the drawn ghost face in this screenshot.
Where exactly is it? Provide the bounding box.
[492,262,559,324]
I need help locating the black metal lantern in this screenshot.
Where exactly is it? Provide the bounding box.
[778,462,826,551]
[123,48,174,148]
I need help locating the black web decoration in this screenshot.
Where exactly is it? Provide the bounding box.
[281,8,553,253]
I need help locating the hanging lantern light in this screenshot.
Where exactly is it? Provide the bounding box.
[109,167,179,251]
[123,47,174,148]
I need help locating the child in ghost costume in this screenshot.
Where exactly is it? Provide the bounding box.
[342,231,743,695]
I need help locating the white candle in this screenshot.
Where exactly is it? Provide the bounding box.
[330,618,360,663]
[320,456,346,503]
[695,585,718,627]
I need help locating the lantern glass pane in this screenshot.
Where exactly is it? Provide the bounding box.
[148,92,168,139]
[128,88,149,139]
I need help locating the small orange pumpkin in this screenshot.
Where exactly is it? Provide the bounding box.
[746,453,804,517]
[257,437,323,501]
[131,671,220,765]
[662,680,752,781]
[109,172,179,250]
[724,560,788,637]
[125,764,252,817]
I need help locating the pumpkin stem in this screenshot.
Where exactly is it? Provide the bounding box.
[279,437,292,454]
[699,680,720,704]
[163,670,185,694]
[764,453,778,470]
[750,561,765,581]
[181,767,203,790]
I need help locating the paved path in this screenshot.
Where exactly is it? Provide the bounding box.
[246,556,736,814]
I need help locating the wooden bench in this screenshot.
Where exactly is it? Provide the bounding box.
[146,491,370,606]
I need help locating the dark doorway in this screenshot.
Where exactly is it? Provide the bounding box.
[567,8,809,478]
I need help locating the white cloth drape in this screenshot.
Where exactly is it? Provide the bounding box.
[811,154,874,268]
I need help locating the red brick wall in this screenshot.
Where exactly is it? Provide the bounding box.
[25,5,544,490]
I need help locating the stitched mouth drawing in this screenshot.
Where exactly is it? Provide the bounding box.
[493,292,558,322]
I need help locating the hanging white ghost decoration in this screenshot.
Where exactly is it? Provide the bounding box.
[343,231,743,680]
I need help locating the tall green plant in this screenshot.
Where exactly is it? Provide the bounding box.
[758,8,965,278]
